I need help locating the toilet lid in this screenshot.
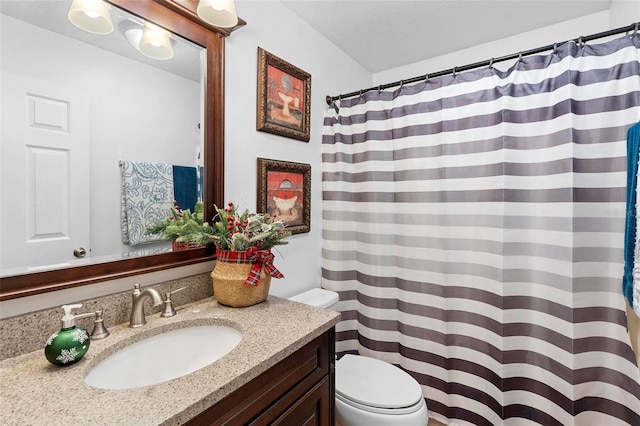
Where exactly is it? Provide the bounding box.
[335,354,423,409]
[288,288,338,308]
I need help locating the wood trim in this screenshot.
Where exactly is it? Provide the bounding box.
[0,247,214,300]
[154,0,247,37]
[0,0,225,301]
[205,30,225,221]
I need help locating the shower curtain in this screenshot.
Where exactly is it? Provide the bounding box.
[322,33,640,425]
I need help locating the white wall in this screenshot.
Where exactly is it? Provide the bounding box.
[609,0,640,28]
[374,1,639,85]
[223,1,370,299]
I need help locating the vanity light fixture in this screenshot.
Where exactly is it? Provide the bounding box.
[120,20,143,51]
[67,0,114,35]
[196,0,238,28]
[120,20,175,61]
[138,23,174,61]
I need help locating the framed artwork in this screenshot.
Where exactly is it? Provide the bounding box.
[257,158,311,234]
[256,47,311,142]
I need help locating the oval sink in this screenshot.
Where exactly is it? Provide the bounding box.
[84,325,242,390]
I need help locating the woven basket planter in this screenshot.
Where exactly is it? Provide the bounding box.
[211,260,272,307]
[171,240,200,251]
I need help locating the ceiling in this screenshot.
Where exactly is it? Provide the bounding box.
[280,0,613,73]
[2,1,616,78]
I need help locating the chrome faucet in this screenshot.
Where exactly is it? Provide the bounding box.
[129,284,164,328]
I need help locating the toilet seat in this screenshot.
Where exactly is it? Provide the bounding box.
[335,354,424,414]
[336,392,425,415]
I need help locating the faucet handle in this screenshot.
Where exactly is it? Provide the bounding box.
[160,287,186,318]
[91,310,110,340]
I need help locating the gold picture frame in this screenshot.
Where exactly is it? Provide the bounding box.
[256,47,311,142]
[257,158,311,234]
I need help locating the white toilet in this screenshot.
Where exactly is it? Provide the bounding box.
[289,289,429,426]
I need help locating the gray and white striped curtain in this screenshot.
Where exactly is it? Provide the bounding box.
[322,33,640,425]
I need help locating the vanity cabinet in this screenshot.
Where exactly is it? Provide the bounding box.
[186,328,335,425]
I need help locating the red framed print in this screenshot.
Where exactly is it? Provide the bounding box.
[257,158,311,234]
[256,48,311,142]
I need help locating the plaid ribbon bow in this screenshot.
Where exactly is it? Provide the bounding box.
[216,248,284,286]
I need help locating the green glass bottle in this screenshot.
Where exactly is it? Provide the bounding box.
[44,304,94,366]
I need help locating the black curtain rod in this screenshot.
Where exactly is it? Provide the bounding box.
[325,22,639,105]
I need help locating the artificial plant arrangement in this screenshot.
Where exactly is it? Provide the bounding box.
[145,201,291,251]
[207,202,291,251]
[209,202,292,307]
[146,201,291,307]
[144,201,213,246]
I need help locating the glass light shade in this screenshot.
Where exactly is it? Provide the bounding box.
[67,0,114,35]
[123,27,143,52]
[196,0,238,28]
[138,24,174,61]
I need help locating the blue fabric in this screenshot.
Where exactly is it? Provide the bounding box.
[172,165,198,212]
[623,122,640,305]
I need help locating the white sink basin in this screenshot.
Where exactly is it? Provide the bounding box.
[84,325,242,390]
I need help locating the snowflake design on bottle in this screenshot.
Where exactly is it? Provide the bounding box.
[72,328,89,344]
[56,347,79,364]
[45,332,59,346]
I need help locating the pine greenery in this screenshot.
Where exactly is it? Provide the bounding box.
[145,201,291,251]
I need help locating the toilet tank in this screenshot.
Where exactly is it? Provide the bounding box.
[288,288,339,310]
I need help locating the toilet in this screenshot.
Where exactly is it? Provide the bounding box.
[289,289,429,426]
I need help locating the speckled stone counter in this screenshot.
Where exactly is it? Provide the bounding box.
[0,296,340,425]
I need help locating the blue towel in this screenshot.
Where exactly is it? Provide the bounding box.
[173,165,198,212]
[623,122,640,305]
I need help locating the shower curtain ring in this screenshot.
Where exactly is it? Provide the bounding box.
[578,36,584,48]
[378,85,382,94]
[424,73,429,82]
[553,42,558,54]
[634,22,638,36]
[400,80,404,89]
[488,58,494,68]
[452,66,457,76]
[518,52,523,62]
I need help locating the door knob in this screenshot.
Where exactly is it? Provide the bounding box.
[73,247,87,258]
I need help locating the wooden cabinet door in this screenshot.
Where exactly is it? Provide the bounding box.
[270,378,330,426]
[186,329,334,426]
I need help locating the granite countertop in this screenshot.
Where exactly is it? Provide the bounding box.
[0,296,340,425]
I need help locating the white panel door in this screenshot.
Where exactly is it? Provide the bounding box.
[1,71,90,275]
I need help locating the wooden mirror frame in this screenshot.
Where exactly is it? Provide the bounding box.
[0,0,225,301]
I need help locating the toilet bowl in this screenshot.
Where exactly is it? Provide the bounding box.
[288,289,429,426]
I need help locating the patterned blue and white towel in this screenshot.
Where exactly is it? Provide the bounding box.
[120,160,174,246]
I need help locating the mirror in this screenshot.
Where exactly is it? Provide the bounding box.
[0,0,226,300]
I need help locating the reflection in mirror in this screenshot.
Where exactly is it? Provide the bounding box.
[0,0,224,299]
